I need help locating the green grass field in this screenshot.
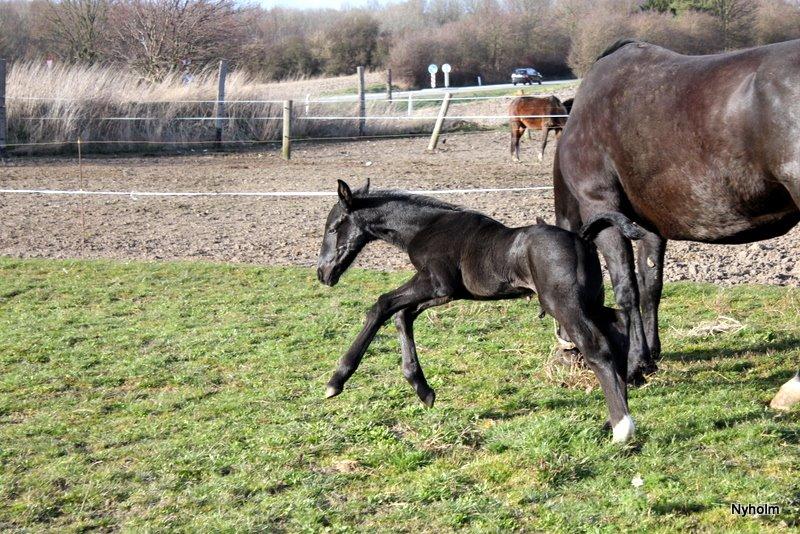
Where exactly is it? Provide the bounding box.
[1,258,798,531]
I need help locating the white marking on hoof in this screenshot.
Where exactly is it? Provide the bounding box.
[537,153,544,162]
[612,415,635,443]
[770,374,800,411]
[325,385,342,399]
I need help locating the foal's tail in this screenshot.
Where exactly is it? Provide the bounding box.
[580,212,645,241]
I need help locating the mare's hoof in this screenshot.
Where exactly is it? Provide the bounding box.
[552,346,583,367]
[420,390,436,408]
[770,374,800,411]
[627,370,647,387]
[325,385,343,399]
[628,360,658,386]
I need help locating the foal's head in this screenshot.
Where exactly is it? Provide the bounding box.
[317,179,373,286]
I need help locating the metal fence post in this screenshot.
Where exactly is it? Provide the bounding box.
[214,59,228,147]
[282,100,292,160]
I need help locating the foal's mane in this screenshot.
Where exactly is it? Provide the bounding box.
[356,189,466,213]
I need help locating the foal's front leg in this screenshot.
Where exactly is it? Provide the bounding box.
[326,274,433,398]
[394,297,452,407]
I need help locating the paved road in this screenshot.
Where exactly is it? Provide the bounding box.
[316,78,578,103]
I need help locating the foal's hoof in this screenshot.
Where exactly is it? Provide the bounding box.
[611,415,636,444]
[325,385,343,399]
[419,390,436,408]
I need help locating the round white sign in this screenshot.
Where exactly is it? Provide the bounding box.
[428,64,438,74]
[442,63,451,73]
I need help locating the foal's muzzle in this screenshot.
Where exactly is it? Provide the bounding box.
[317,264,340,287]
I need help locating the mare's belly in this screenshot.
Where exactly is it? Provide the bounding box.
[628,170,799,243]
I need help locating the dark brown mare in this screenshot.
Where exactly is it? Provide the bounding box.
[554,38,800,408]
[509,96,568,162]
[318,180,644,442]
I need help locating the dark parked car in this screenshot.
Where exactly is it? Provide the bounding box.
[511,68,543,85]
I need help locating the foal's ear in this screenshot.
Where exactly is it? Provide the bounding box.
[337,180,354,211]
[355,177,370,195]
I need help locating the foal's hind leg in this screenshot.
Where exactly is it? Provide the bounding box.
[326,274,434,398]
[394,297,451,407]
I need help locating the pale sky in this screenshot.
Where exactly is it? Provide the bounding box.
[255,0,393,9]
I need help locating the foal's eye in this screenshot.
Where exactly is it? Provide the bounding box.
[328,228,338,234]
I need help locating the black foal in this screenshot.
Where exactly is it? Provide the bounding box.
[317,180,643,443]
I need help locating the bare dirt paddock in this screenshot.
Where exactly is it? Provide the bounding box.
[1,130,798,285]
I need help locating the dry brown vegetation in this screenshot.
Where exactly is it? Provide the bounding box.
[2,0,800,87]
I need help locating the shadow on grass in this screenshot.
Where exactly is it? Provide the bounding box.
[651,500,709,516]
[662,336,800,363]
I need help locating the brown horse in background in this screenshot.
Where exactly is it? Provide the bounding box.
[509,95,568,162]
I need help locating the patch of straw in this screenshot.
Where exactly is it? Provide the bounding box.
[542,345,596,391]
[676,316,744,338]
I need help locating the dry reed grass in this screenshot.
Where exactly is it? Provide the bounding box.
[5,62,431,152]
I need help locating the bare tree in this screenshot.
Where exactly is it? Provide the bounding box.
[108,0,243,80]
[44,0,109,62]
[705,0,755,49]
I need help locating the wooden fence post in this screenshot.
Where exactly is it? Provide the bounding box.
[0,59,6,158]
[427,92,451,152]
[282,100,292,160]
[386,68,392,102]
[214,59,228,147]
[357,66,365,136]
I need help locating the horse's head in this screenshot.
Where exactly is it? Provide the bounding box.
[317,179,373,287]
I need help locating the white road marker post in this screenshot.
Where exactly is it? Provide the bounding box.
[428,64,438,89]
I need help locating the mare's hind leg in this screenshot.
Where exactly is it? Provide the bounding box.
[635,231,666,362]
[593,225,652,384]
[551,166,585,363]
[326,274,434,398]
[770,184,800,410]
[394,296,452,407]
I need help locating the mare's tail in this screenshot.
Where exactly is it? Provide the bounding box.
[580,212,645,241]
